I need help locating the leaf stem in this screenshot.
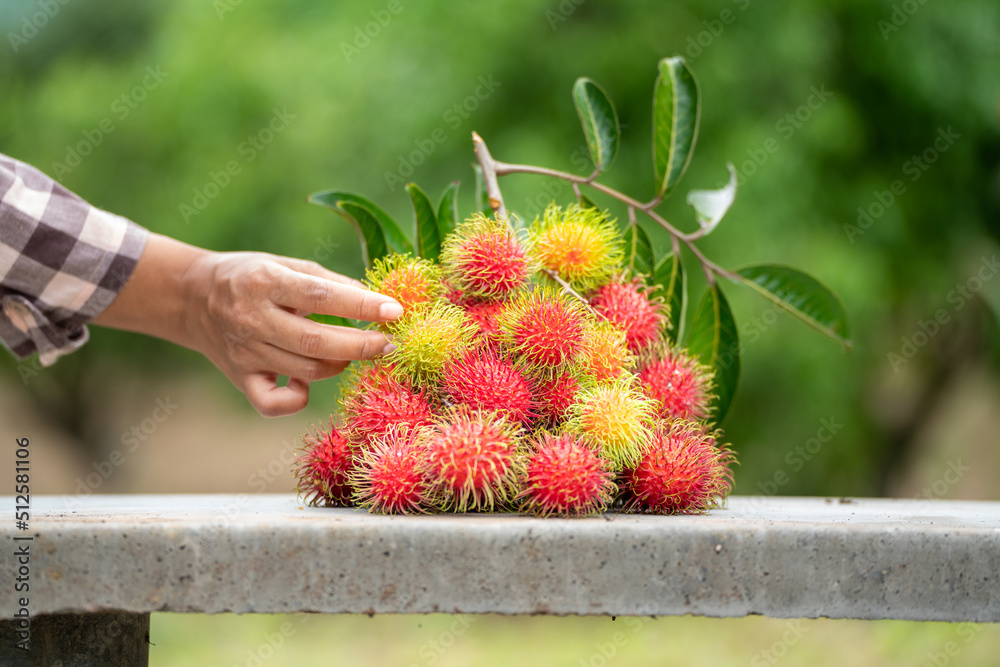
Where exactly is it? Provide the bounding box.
[472,132,738,284]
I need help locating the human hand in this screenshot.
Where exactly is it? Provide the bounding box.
[94,234,403,417]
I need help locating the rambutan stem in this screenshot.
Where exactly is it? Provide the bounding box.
[543,269,602,315]
[471,133,738,285]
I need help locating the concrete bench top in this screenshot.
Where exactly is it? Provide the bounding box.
[3,494,998,622]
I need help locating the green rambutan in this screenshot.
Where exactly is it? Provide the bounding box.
[294,418,355,507]
[529,203,623,291]
[565,376,656,470]
[581,320,634,382]
[589,278,666,353]
[365,253,443,315]
[352,427,434,514]
[534,368,582,425]
[519,432,616,517]
[637,346,715,422]
[340,363,437,445]
[385,301,478,385]
[623,419,734,514]
[497,287,589,369]
[423,408,523,512]
[441,214,532,299]
[442,347,537,424]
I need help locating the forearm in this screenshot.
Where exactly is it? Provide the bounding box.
[92,233,210,349]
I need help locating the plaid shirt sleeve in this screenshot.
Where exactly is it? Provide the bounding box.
[0,153,148,366]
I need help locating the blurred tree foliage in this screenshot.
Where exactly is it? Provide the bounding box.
[1,0,997,495]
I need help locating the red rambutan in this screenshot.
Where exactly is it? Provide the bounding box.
[441,214,531,299]
[340,363,437,446]
[423,408,522,512]
[294,418,355,507]
[590,279,666,353]
[498,287,589,369]
[462,299,507,344]
[533,369,582,425]
[637,347,715,422]
[352,427,434,514]
[624,420,734,514]
[519,432,616,517]
[442,347,536,424]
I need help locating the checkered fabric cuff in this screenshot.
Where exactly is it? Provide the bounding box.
[0,154,148,366]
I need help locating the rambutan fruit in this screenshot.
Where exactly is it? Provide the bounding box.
[462,299,507,344]
[580,320,634,382]
[352,427,434,514]
[294,418,355,507]
[423,408,522,512]
[565,376,656,470]
[519,432,615,517]
[442,347,536,424]
[529,203,623,291]
[637,346,715,422]
[589,278,666,353]
[441,214,532,299]
[385,301,478,385]
[497,287,589,369]
[340,363,437,445]
[623,419,734,514]
[534,368,583,425]
[365,253,443,315]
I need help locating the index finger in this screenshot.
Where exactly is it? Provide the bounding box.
[271,267,403,323]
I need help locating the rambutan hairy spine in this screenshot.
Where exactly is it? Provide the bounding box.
[294,418,355,507]
[624,419,735,515]
[519,432,616,517]
[351,426,435,515]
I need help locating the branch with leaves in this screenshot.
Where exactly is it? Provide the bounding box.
[308,55,851,424]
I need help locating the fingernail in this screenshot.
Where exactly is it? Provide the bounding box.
[382,342,398,355]
[379,301,404,320]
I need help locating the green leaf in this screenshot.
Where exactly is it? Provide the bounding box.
[652,56,700,198]
[578,193,598,210]
[437,181,460,239]
[308,313,356,328]
[406,183,440,260]
[686,283,740,425]
[623,222,655,276]
[473,165,492,216]
[687,163,737,236]
[734,264,852,349]
[308,190,413,255]
[653,252,686,344]
[339,202,389,269]
[572,77,620,174]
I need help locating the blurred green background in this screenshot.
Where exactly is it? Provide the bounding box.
[2,0,999,663]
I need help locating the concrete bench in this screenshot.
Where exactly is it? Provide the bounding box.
[3,494,999,665]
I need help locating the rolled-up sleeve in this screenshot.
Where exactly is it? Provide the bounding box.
[0,153,148,365]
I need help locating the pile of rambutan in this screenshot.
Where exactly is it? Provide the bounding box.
[294,203,734,517]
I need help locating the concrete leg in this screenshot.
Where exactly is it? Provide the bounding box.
[1,611,149,666]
